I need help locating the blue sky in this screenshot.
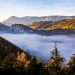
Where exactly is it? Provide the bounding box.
[0,0,75,21]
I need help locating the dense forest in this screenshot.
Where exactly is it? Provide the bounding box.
[0,37,75,75]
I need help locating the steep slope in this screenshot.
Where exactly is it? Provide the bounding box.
[29,18,75,30]
[29,21,53,30]
[10,24,34,33]
[0,23,10,32]
[0,37,30,59]
[28,18,75,35]
[46,18,75,30]
[2,16,75,26]
[2,16,22,26]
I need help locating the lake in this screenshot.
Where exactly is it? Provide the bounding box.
[0,33,75,62]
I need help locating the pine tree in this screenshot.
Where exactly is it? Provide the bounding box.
[49,42,65,75]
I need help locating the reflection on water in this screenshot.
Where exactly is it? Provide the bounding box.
[0,33,75,61]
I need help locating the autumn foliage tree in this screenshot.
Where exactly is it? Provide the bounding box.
[68,54,75,75]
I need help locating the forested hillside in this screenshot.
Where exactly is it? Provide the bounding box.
[29,18,75,30]
[0,37,75,75]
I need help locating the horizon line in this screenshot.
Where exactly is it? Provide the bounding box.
[0,15,75,22]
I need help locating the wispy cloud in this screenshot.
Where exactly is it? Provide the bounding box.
[0,0,75,21]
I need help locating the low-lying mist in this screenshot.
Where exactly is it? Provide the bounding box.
[0,33,75,61]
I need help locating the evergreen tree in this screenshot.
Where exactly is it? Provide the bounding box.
[49,42,65,75]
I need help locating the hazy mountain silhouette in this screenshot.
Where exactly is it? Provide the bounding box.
[2,16,75,26]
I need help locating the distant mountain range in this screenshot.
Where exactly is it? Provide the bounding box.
[2,16,75,26]
[0,17,75,35]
